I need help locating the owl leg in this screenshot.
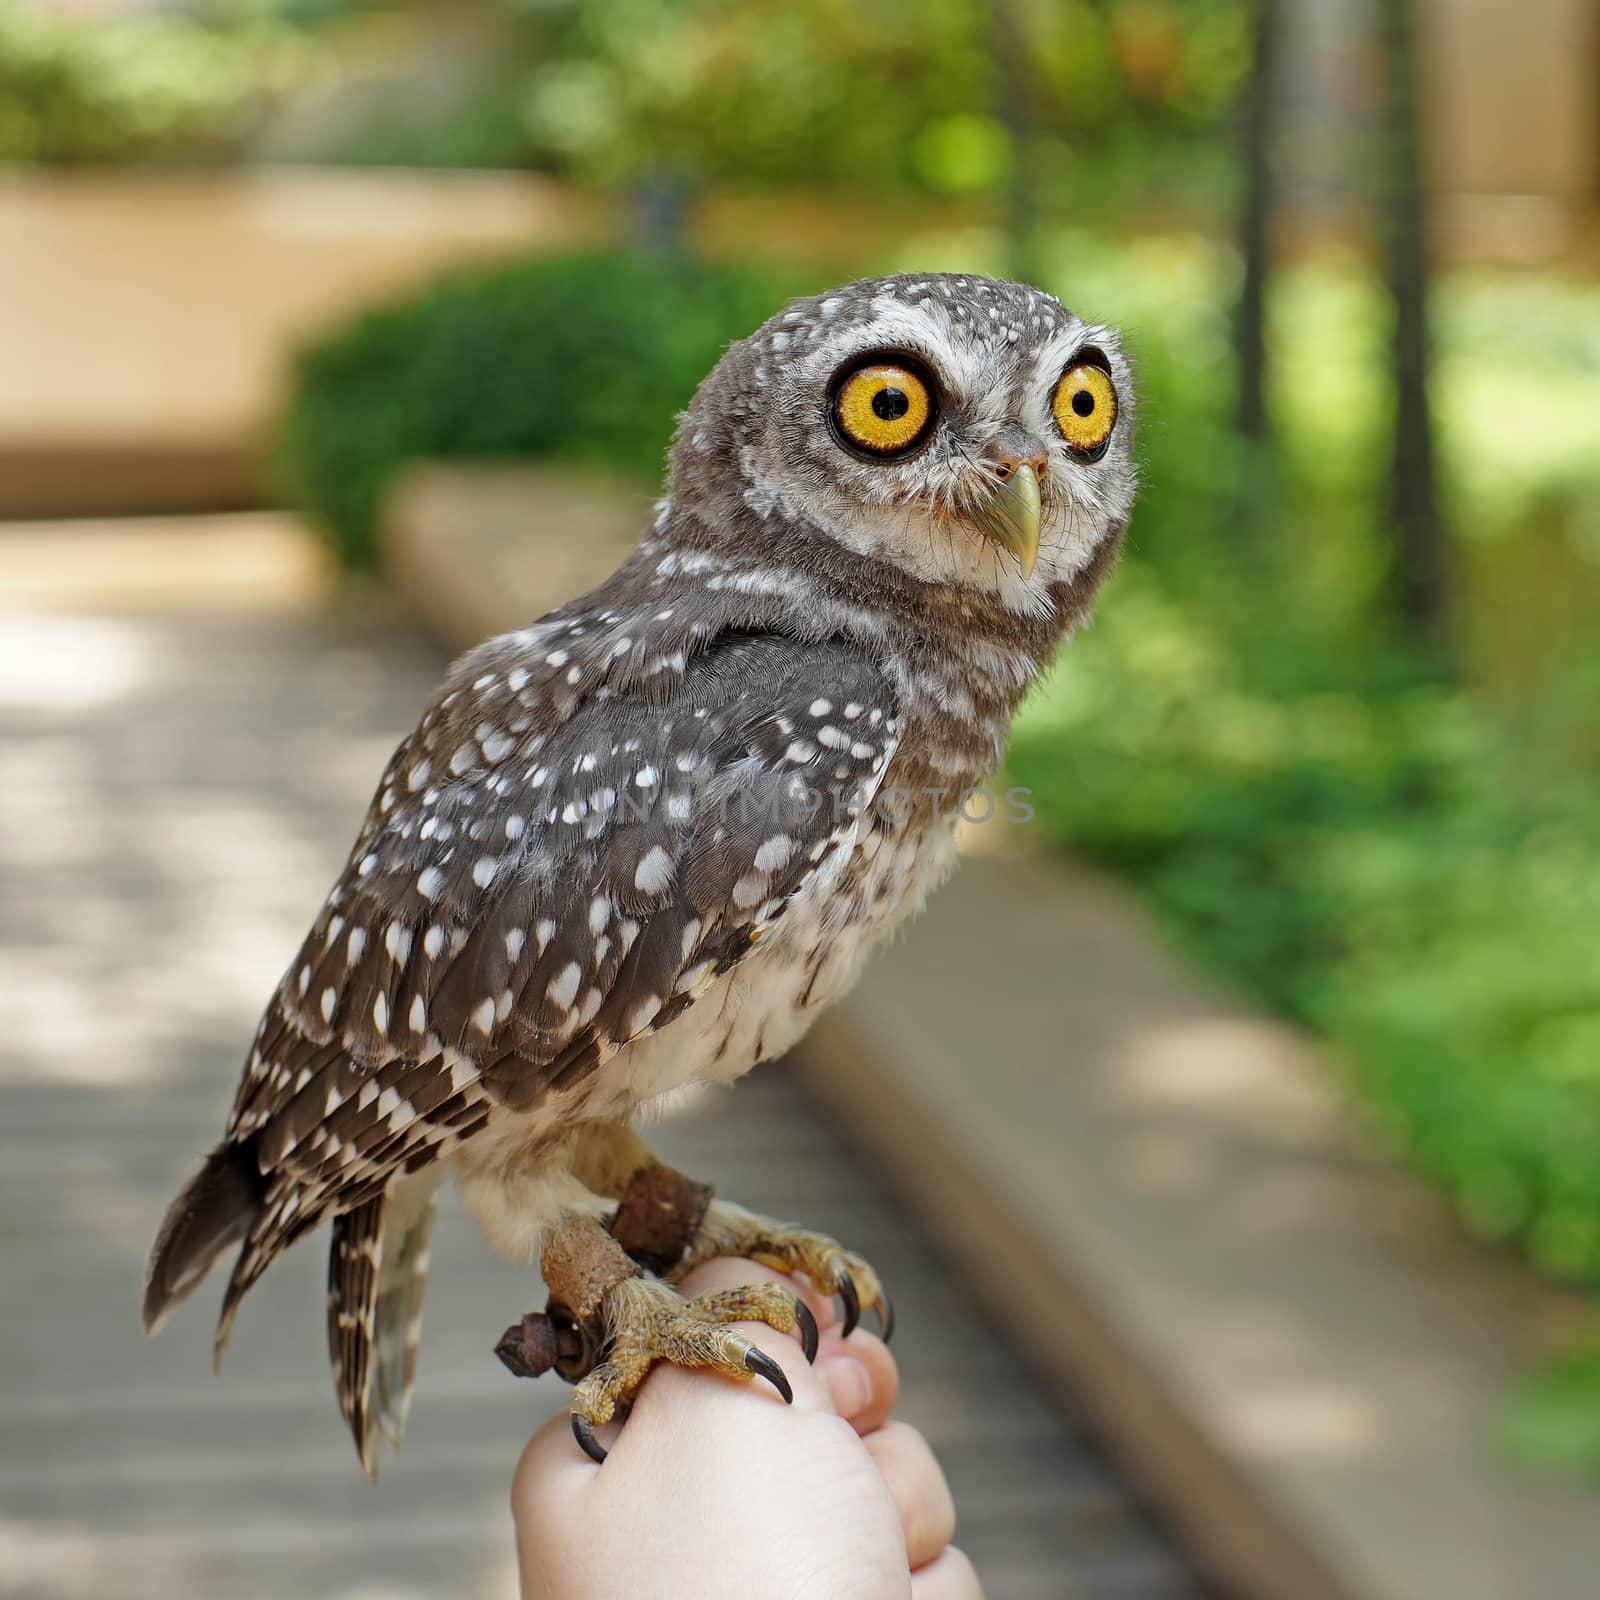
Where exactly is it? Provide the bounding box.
[501,1208,813,1464]
[573,1123,893,1343]
[564,1120,715,1273]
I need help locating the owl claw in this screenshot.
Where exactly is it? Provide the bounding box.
[559,1275,809,1464]
[666,1199,893,1353]
[833,1273,892,1341]
[572,1412,607,1465]
[837,1273,861,1339]
[744,1346,794,1404]
[794,1296,820,1364]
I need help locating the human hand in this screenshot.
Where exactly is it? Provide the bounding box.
[512,1256,983,1600]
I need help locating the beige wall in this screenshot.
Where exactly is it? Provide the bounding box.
[0,170,610,455]
[1422,0,1598,201]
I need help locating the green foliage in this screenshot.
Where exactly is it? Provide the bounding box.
[1434,273,1600,537]
[0,4,313,164]
[1504,1343,1600,1477]
[1271,261,1600,543]
[276,251,803,568]
[5,0,1250,225]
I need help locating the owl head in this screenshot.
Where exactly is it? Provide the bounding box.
[671,273,1136,615]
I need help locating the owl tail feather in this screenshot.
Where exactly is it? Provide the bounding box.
[142,1138,266,1337]
[330,1174,440,1483]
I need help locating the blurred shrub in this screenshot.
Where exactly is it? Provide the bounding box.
[0,6,313,164]
[276,251,802,567]
[1504,1344,1600,1477]
[4,1,1250,233]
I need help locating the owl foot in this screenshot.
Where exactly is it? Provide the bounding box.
[567,1275,816,1464]
[671,1199,894,1343]
[493,1212,815,1465]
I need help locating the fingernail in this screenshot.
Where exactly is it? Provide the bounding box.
[822,1355,871,1418]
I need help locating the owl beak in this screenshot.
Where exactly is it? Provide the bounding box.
[965,461,1041,579]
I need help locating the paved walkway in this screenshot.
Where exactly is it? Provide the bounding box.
[0,527,1216,1599]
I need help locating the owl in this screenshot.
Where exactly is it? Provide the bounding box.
[144,272,1137,1475]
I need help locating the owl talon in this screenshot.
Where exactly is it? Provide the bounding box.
[560,1273,810,1464]
[837,1273,861,1339]
[744,1345,794,1404]
[877,1291,895,1345]
[671,1199,893,1350]
[794,1297,820,1364]
[572,1412,607,1465]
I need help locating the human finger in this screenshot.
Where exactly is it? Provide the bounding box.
[910,1546,986,1599]
[864,1420,956,1571]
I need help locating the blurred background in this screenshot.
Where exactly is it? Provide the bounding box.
[2,1,1598,1597]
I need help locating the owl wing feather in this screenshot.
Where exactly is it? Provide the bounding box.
[207,619,901,1357]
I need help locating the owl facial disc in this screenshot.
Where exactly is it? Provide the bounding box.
[679,273,1137,606]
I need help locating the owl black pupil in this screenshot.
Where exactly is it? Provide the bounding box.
[1071,388,1095,417]
[872,387,910,422]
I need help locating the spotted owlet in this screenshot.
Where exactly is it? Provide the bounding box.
[144,273,1137,1475]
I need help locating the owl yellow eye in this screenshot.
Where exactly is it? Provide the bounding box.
[832,361,934,457]
[1052,363,1118,454]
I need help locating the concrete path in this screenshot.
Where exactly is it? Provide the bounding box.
[0,531,1215,1599]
